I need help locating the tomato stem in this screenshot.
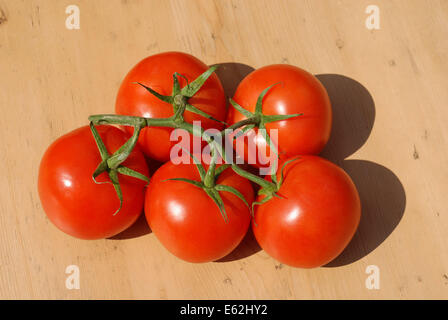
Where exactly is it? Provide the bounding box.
[203,144,218,188]
[230,164,274,190]
[224,116,259,132]
[88,69,309,216]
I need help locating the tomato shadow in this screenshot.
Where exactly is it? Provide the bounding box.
[317,74,376,160]
[108,155,162,240]
[215,226,261,263]
[315,74,406,267]
[214,163,262,262]
[146,156,164,174]
[325,160,406,267]
[108,212,151,240]
[211,62,255,98]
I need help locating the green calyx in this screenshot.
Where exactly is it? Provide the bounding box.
[88,66,224,216]
[250,156,301,214]
[224,85,304,217]
[87,70,303,220]
[137,66,226,126]
[228,83,303,179]
[89,122,150,215]
[229,83,303,131]
[164,148,249,223]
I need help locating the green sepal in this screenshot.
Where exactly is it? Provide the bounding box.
[186,103,227,125]
[205,187,228,223]
[258,124,279,161]
[184,148,206,180]
[92,160,109,185]
[214,164,231,178]
[107,126,141,170]
[215,184,249,209]
[162,178,204,189]
[263,113,303,123]
[89,122,110,160]
[229,98,253,118]
[255,83,279,114]
[252,157,301,215]
[277,156,301,188]
[136,82,173,104]
[174,72,189,85]
[273,192,285,199]
[251,193,273,222]
[108,169,123,216]
[117,166,150,185]
[231,164,274,190]
[181,66,218,98]
[172,73,181,96]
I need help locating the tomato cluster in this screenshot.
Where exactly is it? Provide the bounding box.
[38,52,360,268]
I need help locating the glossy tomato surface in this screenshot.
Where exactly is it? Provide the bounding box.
[253,156,360,268]
[145,160,254,263]
[227,64,332,168]
[38,125,149,240]
[116,52,227,162]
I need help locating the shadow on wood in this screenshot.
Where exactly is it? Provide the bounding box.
[316,74,406,267]
[325,160,406,267]
[206,63,259,262]
[215,227,261,262]
[211,62,255,98]
[318,74,376,160]
[108,156,161,240]
[108,212,151,240]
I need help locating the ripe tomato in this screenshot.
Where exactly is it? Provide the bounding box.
[253,156,360,268]
[38,125,149,240]
[116,52,227,162]
[145,160,254,263]
[227,64,332,168]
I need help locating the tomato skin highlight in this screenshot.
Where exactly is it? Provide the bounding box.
[253,156,360,268]
[38,125,149,240]
[227,64,332,167]
[145,160,254,263]
[115,51,227,162]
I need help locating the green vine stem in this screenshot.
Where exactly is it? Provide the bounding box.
[89,122,150,215]
[88,67,304,217]
[162,146,249,222]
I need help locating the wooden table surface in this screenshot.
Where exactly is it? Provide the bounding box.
[1,0,447,299]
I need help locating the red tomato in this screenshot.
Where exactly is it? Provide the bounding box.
[38,125,149,240]
[145,160,254,263]
[227,64,332,168]
[253,156,360,268]
[116,52,227,162]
